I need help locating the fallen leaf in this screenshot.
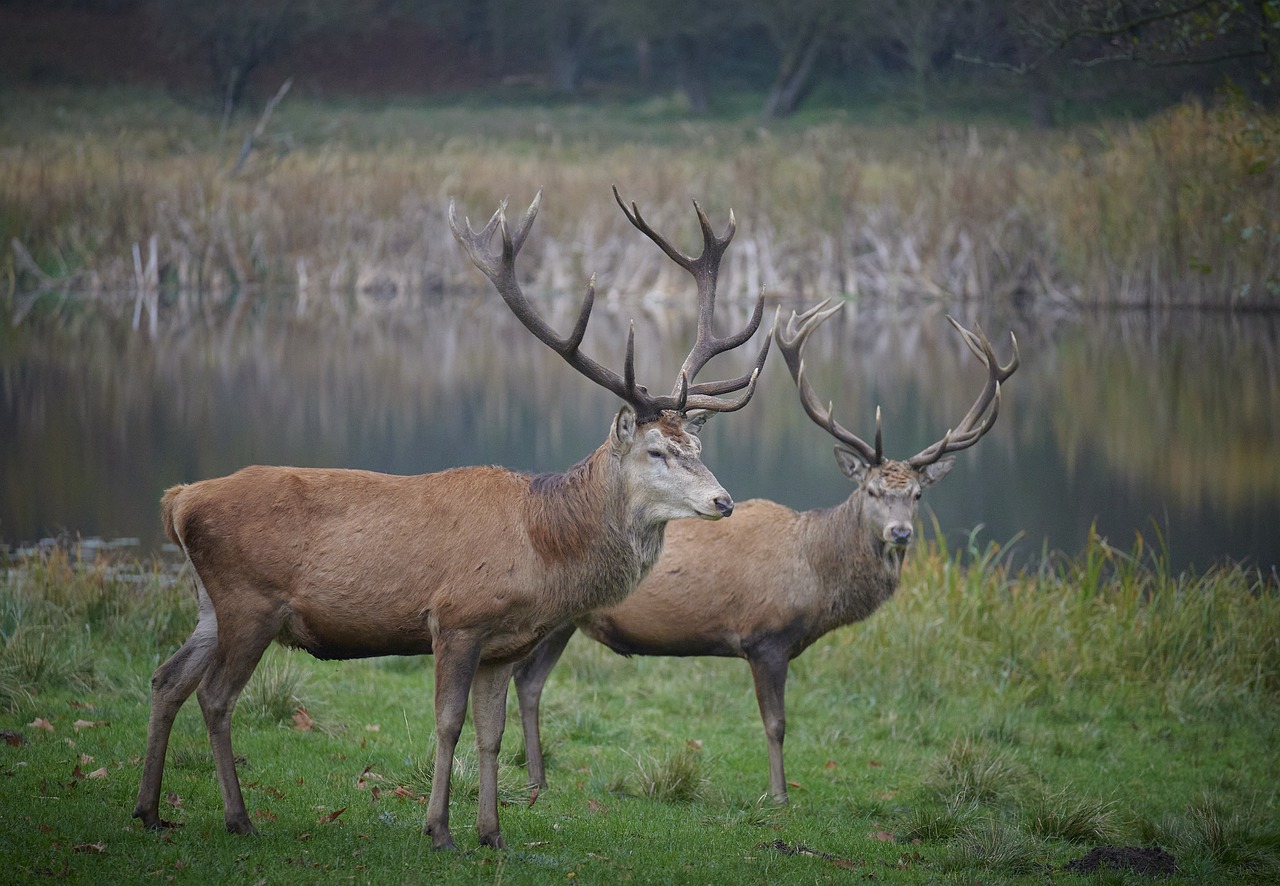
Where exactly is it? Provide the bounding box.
[528,784,539,807]
[165,791,183,809]
[370,786,381,802]
[587,799,607,814]
[824,760,838,769]
[30,718,54,733]
[868,760,882,768]
[318,807,346,824]
[73,842,106,854]
[1,730,24,747]
[871,830,896,843]
[390,786,419,801]
[254,809,277,821]
[364,724,381,732]
[687,739,703,750]
[73,720,108,731]
[787,780,801,789]
[86,767,108,779]
[79,754,94,765]
[293,708,314,732]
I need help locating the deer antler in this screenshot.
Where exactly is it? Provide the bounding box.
[451,189,772,423]
[906,317,1019,468]
[612,186,773,411]
[777,299,883,465]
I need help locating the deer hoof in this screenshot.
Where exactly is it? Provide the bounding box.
[479,832,508,850]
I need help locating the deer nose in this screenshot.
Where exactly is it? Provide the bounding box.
[714,495,734,518]
[888,524,913,546]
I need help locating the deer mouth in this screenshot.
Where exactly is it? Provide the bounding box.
[694,495,734,519]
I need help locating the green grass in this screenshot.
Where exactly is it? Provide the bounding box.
[1,537,1277,883]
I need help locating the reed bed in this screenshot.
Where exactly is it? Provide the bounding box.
[3,87,1276,313]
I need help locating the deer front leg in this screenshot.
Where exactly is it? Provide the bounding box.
[512,622,577,791]
[424,638,481,850]
[748,651,791,804]
[471,660,517,849]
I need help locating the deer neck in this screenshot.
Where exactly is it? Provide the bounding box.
[807,493,905,626]
[526,444,665,609]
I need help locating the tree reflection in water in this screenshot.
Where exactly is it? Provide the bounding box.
[2,293,1276,573]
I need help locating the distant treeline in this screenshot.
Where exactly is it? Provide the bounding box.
[2,0,1277,124]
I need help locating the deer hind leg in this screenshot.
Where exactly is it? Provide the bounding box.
[512,621,577,790]
[748,651,791,804]
[133,581,218,829]
[193,594,281,836]
[424,635,482,850]
[472,660,516,849]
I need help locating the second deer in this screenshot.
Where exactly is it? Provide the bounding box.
[513,300,1018,803]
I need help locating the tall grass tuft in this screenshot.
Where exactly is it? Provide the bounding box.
[927,735,1026,805]
[1145,794,1280,880]
[631,743,708,804]
[1024,790,1120,844]
[237,647,309,724]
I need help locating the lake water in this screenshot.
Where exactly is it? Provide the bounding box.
[2,291,1277,574]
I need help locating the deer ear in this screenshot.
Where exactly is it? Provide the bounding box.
[834,444,870,483]
[611,404,638,450]
[683,409,712,435]
[920,456,956,487]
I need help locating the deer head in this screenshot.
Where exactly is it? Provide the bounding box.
[778,300,1019,552]
[450,187,775,523]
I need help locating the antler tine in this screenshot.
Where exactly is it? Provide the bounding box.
[777,300,881,465]
[907,317,1018,468]
[450,191,639,407]
[612,185,769,416]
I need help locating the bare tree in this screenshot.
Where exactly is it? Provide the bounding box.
[992,1,1279,100]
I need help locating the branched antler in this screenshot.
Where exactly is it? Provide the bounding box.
[777,300,1019,466]
[451,188,774,422]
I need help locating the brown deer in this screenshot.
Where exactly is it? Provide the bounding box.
[132,187,774,850]
[513,300,1018,803]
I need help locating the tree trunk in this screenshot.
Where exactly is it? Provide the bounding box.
[673,34,709,114]
[762,21,824,119]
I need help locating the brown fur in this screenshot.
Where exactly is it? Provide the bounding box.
[514,455,955,803]
[133,408,730,850]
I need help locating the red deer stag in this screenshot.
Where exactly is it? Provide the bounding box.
[132,187,773,849]
[513,300,1018,803]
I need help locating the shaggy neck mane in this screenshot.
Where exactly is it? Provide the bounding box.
[809,493,904,625]
[527,445,633,568]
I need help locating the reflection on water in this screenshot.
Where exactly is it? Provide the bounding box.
[2,292,1277,573]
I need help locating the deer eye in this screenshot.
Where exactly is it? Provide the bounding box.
[866,487,880,499]
[648,449,666,461]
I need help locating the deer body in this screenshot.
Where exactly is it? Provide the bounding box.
[514,303,1017,803]
[133,189,772,850]
[578,491,916,662]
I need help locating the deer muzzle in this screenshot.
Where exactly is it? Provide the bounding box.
[886,523,913,547]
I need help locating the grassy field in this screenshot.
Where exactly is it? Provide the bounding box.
[2,85,1278,311]
[2,533,1277,884]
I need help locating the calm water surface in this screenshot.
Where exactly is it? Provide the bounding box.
[2,292,1277,574]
